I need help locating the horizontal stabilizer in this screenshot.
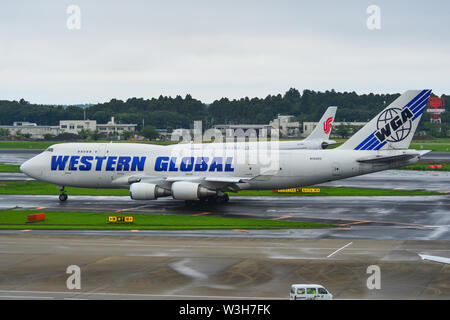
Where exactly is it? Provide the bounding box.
[357,154,418,164]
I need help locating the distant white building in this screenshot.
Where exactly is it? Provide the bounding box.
[59,120,97,134]
[269,115,300,138]
[60,117,136,136]
[96,117,137,136]
[0,116,137,139]
[0,122,59,139]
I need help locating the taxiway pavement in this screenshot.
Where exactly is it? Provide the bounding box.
[0,235,448,300]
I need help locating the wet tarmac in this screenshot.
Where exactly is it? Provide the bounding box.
[0,173,33,181]
[1,194,449,240]
[0,235,448,299]
[0,149,41,165]
[2,169,450,192]
[319,170,450,192]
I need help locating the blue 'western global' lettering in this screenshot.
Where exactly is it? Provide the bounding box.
[51,156,146,172]
[155,157,234,172]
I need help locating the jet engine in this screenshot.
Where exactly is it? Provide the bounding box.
[321,140,337,149]
[129,182,171,200]
[171,181,217,200]
[321,141,330,149]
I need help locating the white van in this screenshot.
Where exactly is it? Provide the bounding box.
[289,284,333,300]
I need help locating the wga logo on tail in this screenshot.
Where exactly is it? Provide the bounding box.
[375,108,413,143]
[323,117,333,134]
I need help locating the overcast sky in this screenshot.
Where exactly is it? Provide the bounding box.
[1,0,449,104]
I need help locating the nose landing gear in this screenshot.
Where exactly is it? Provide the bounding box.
[58,186,68,202]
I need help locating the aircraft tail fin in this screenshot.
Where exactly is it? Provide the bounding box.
[304,106,337,142]
[338,90,432,151]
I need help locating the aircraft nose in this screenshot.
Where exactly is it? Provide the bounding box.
[20,160,31,175]
[20,159,38,178]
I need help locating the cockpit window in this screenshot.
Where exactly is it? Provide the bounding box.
[46,148,54,152]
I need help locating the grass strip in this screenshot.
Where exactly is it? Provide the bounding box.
[409,143,450,153]
[0,181,129,196]
[0,210,334,230]
[0,164,21,173]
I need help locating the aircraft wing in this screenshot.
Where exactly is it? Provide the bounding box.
[204,177,250,183]
[112,174,250,191]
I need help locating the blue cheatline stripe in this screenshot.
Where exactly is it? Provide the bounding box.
[361,137,379,150]
[402,89,429,110]
[364,138,380,150]
[354,131,376,150]
[412,105,427,121]
[374,141,387,150]
[411,92,432,114]
[411,92,431,112]
[359,135,377,150]
[409,94,428,113]
[367,138,383,150]
[408,91,430,114]
[411,101,427,116]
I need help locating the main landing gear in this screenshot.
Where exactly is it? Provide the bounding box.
[58,186,68,202]
[184,193,230,206]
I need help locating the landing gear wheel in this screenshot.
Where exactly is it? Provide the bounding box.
[222,194,229,202]
[59,193,68,202]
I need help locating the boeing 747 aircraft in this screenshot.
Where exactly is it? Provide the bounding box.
[20,90,431,203]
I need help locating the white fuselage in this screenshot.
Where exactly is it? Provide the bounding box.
[21,142,421,191]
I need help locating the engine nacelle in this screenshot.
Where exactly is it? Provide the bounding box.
[130,182,171,200]
[171,181,217,200]
[321,140,337,149]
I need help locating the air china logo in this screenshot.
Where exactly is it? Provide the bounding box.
[375,108,413,143]
[323,117,333,134]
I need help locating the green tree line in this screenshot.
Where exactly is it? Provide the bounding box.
[1,89,448,136]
